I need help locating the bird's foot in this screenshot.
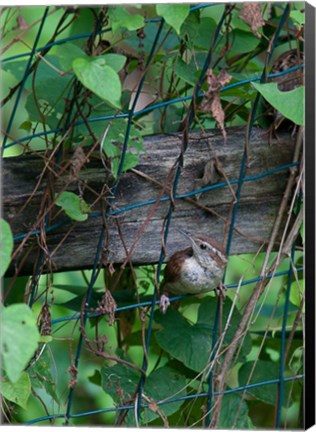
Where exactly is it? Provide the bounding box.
[159,294,171,314]
[215,282,227,299]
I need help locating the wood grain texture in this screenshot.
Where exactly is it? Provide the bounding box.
[3,126,297,275]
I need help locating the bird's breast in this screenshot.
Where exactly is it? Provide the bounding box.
[164,256,224,295]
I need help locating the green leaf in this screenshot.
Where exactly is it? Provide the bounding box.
[28,349,58,402]
[218,393,254,429]
[289,347,303,374]
[290,10,305,27]
[54,43,86,71]
[156,4,190,35]
[0,219,14,277]
[155,297,252,372]
[2,304,40,383]
[101,363,186,424]
[25,75,72,128]
[71,53,126,74]
[55,191,91,222]
[175,59,197,87]
[108,6,144,35]
[1,372,31,409]
[101,54,127,72]
[101,119,144,178]
[19,120,32,131]
[2,55,63,89]
[179,10,200,44]
[72,56,122,108]
[189,17,217,50]
[200,295,253,358]
[89,369,102,386]
[101,362,140,404]
[155,309,212,372]
[238,360,292,406]
[252,82,304,125]
[53,283,91,296]
[111,153,138,177]
[228,29,260,56]
[142,365,187,424]
[289,279,304,308]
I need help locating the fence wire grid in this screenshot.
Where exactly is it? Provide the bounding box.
[1,3,304,428]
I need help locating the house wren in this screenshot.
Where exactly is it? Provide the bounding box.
[268,48,304,132]
[269,48,304,92]
[159,230,228,313]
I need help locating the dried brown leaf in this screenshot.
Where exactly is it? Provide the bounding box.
[195,157,222,200]
[38,302,52,336]
[67,364,78,389]
[205,69,231,91]
[17,16,28,30]
[200,69,231,143]
[70,146,86,178]
[96,290,117,325]
[211,93,227,142]
[239,3,265,38]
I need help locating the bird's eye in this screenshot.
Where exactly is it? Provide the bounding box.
[200,243,207,250]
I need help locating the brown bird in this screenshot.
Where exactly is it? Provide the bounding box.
[268,48,304,132]
[159,230,227,313]
[269,48,304,92]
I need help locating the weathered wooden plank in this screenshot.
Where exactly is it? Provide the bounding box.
[3,127,297,275]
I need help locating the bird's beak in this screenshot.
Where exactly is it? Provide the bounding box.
[176,228,198,249]
[176,228,192,240]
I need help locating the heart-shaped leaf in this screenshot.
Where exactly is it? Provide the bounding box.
[101,363,186,424]
[73,56,122,108]
[1,372,31,409]
[155,297,252,372]
[239,360,293,406]
[108,6,144,35]
[55,191,91,222]
[252,82,304,125]
[28,349,58,402]
[156,5,190,35]
[218,393,254,429]
[2,304,40,383]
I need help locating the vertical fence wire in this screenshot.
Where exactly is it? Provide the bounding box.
[64,16,165,425]
[63,13,112,423]
[205,3,291,425]
[136,5,232,423]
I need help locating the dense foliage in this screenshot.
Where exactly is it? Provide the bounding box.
[1,3,304,427]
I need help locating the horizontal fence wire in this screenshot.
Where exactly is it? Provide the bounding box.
[49,265,304,326]
[12,160,300,242]
[2,2,304,427]
[3,64,304,149]
[24,374,303,425]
